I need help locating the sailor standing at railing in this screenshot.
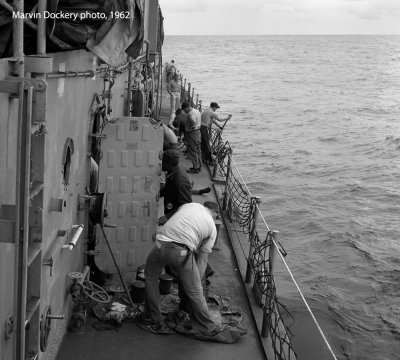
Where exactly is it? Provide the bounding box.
[200,102,232,164]
[182,101,202,173]
[166,73,182,126]
[165,59,176,83]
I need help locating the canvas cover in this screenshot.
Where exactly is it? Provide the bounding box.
[0,0,148,65]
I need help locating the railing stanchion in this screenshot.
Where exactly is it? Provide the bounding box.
[212,152,219,180]
[262,230,279,338]
[211,131,221,180]
[269,230,279,280]
[182,78,186,101]
[187,82,191,104]
[222,151,232,212]
[179,74,184,102]
[245,197,261,284]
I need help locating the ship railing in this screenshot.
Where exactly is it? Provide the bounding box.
[179,75,202,111]
[209,129,338,360]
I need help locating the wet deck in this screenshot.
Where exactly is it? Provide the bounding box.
[56,82,268,360]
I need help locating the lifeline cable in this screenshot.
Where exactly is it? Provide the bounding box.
[209,127,338,360]
[209,130,295,359]
[256,203,338,360]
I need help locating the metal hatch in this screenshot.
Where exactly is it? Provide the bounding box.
[95,117,163,274]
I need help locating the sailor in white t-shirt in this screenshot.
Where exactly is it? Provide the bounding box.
[156,203,216,253]
[144,202,219,335]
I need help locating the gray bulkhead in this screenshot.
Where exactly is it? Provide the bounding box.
[0,48,162,360]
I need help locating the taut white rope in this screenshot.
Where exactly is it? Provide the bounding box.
[230,155,338,360]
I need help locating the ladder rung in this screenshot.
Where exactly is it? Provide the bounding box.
[27,243,41,267]
[88,133,106,138]
[29,182,44,200]
[25,297,40,327]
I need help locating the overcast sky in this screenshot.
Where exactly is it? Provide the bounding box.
[158,0,400,35]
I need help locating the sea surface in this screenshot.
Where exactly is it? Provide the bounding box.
[162,35,400,360]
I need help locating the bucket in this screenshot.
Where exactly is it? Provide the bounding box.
[159,274,173,295]
[136,264,145,281]
[130,280,146,303]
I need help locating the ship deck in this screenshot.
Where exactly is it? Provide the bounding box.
[56,83,268,360]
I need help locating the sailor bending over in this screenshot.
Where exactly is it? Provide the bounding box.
[144,202,220,336]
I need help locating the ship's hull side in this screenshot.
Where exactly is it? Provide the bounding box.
[0,49,130,360]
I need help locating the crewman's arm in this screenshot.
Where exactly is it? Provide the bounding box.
[159,182,165,197]
[176,178,192,207]
[196,251,209,279]
[196,223,217,278]
[211,113,232,129]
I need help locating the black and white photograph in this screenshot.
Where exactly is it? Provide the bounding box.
[0,1,398,359]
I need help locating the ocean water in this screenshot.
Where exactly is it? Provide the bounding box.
[162,35,400,360]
